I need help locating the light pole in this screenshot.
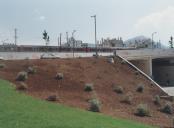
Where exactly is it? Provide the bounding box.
[91,15,97,55]
[72,30,76,58]
[152,32,157,49]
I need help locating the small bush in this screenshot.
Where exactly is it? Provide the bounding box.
[84,83,94,92]
[16,71,28,81]
[135,71,139,76]
[153,95,161,105]
[55,73,64,80]
[160,102,173,114]
[121,60,126,64]
[113,86,124,94]
[27,66,36,74]
[89,99,101,112]
[0,63,5,69]
[107,57,114,64]
[46,95,57,102]
[16,82,28,91]
[135,104,150,117]
[121,92,133,105]
[136,84,144,93]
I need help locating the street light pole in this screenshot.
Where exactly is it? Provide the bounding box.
[91,15,97,55]
[72,30,76,58]
[152,32,157,49]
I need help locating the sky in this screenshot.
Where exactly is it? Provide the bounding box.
[0,0,174,46]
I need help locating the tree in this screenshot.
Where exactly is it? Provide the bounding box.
[42,30,50,51]
[169,36,173,48]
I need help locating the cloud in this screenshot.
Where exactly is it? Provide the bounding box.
[34,9,46,21]
[39,16,46,21]
[133,6,174,45]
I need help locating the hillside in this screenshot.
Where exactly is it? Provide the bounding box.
[0,79,154,128]
[0,57,172,127]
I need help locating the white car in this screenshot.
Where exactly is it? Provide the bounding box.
[0,57,4,60]
[40,53,59,59]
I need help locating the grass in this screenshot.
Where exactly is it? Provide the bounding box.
[0,79,155,128]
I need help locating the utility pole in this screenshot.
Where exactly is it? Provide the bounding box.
[14,28,17,45]
[72,30,76,58]
[14,28,18,51]
[151,32,157,49]
[58,37,59,51]
[59,33,62,52]
[91,15,97,55]
[66,32,69,46]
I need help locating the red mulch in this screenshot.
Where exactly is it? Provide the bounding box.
[0,57,173,128]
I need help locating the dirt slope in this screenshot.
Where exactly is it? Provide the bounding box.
[0,57,172,127]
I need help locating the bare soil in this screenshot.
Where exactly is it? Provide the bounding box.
[0,57,173,127]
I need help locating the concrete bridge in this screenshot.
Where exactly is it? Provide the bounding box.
[117,49,174,96]
[1,49,174,95]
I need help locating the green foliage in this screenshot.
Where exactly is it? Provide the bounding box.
[89,98,101,112]
[46,95,57,102]
[16,82,28,91]
[16,71,28,81]
[0,63,5,69]
[160,102,173,114]
[0,79,155,128]
[153,95,161,105]
[113,85,124,94]
[169,36,174,48]
[135,104,150,117]
[55,73,64,80]
[121,60,127,64]
[84,83,94,92]
[121,92,133,105]
[27,67,37,74]
[136,84,144,93]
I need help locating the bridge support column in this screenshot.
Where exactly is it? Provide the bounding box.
[130,57,152,77]
[148,57,152,77]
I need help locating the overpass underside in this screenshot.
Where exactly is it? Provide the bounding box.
[129,57,174,87]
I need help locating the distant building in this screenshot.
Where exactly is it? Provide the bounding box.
[101,37,124,48]
[63,37,83,48]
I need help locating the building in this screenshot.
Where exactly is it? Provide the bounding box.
[101,37,124,48]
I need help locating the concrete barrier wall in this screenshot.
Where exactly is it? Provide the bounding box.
[0,52,113,60]
[117,49,174,60]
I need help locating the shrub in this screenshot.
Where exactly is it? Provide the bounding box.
[136,84,144,93]
[135,104,150,117]
[16,82,28,91]
[84,83,94,92]
[107,57,114,64]
[121,60,126,64]
[135,71,139,76]
[27,66,36,74]
[0,63,5,69]
[153,95,161,105]
[16,71,28,81]
[89,99,101,112]
[55,73,64,80]
[46,95,57,102]
[113,86,124,94]
[121,92,133,105]
[160,102,173,114]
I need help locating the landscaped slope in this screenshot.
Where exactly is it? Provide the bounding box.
[0,57,172,127]
[0,79,154,128]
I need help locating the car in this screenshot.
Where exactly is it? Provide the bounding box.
[40,53,59,59]
[0,57,4,60]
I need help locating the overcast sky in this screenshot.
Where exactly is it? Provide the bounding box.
[0,0,174,46]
